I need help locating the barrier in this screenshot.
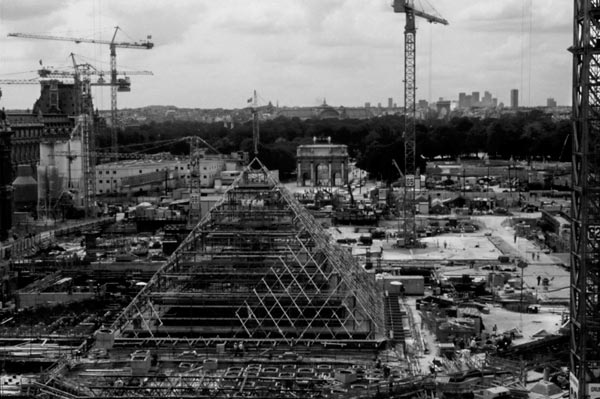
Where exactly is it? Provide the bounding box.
[2,217,114,259]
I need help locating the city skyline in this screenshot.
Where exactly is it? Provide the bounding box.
[0,0,571,110]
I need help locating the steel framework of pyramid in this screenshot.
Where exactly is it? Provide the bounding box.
[111,158,385,345]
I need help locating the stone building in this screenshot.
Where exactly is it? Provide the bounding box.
[296,138,349,187]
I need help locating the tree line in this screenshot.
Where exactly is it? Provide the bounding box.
[97,109,571,182]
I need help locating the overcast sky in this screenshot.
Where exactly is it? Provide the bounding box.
[0,0,571,110]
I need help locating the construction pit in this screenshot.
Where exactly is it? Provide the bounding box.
[0,161,571,398]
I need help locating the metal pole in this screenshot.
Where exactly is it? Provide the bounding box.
[517,260,527,313]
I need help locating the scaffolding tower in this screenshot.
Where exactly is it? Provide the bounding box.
[109,158,385,344]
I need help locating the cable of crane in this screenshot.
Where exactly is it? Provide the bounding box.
[130,140,181,155]
[520,0,527,107]
[527,0,533,107]
[97,137,183,152]
[0,70,43,77]
[420,0,444,21]
[428,23,433,103]
[256,93,269,107]
[191,134,221,155]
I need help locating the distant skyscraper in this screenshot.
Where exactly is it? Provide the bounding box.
[458,92,467,109]
[510,89,519,109]
[547,98,557,107]
[388,98,393,109]
[365,102,371,109]
[483,91,492,107]
[471,91,480,106]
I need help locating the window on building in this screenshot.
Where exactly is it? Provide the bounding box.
[99,180,103,184]
[98,171,102,175]
[113,171,116,174]
[139,170,142,174]
[99,190,103,193]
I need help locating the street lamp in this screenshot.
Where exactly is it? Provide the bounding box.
[517,260,528,312]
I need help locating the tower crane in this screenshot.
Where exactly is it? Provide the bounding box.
[8,27,154,156]
[249,90,260,157]
[571,1,600,397]
[1,57,152,217]
[393,0,447,247]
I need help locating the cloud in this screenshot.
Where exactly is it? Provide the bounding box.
[0,0,574,109]
[0,0,71,21]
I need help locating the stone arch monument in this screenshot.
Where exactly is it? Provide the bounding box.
[296,138,349,187]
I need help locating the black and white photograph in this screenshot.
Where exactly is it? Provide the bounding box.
[0,1,589,398]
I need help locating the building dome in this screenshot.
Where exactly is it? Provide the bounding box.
[317,99,340,120]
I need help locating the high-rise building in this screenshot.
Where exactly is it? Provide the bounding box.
[510,89,519,109]
[458,92,467,109]
[365,102,371,109]
[471,91,480,106]
[547,98,557,107]
[388,98,393,109]
[483,91,492,107]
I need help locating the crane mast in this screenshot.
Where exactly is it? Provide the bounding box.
[570,1,600,397]
[110,29,119,157]
[393,0,447,247]
[404,5,417,247]
[251,90,260,157]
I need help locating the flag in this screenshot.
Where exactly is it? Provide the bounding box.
[247,97,253,103]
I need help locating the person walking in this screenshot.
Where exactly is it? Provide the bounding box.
[537,275,541,286]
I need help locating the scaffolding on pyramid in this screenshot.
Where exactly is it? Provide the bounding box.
[109,158,385,345]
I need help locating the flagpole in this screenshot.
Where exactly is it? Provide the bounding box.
[252,90,259,157]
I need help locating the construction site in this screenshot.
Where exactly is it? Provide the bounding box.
[0,151,575,398]
[0,1,599,399]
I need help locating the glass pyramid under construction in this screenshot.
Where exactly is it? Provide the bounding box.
[111,159,385,345]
